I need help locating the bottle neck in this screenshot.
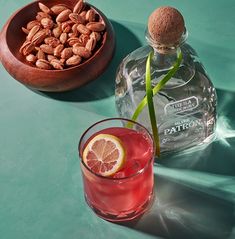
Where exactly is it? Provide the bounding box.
[145,28,188,69]
[151,48,180,70]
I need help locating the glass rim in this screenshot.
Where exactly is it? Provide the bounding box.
[78,117,155,181]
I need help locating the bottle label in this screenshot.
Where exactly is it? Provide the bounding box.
[163,117,203,136]
[164,96,199,115]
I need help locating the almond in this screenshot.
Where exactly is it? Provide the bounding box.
[36,59,52,69]
[61,22,72,33]
[73,46,91,59]
[69,13,85,24]
[40,44,54,54]
[41,18,54,29]
[73,0,84,14]
[37,49,46,60]
[51,5,69,15]
[72,23,79,35]
[47,55,58,62]
[86,9,96,22]
[22,27,29,34]
[90,31,101,41]
[66,55,82,66]
[51,59,64,70]
[56,9,72,23]
[44,37,60,47]
[67,37,80,46]
[79,10,87,19]
[36,11,52,21]
[27,25,41,41]
[59,32,67,44]
[77,34,89,46]
[26,54,37,63]
[85,37,96,52]
[61,48,73,59]
[26,20,41,30]
[77,24,91,35]
[68,33,78,38]
[32,29,49,45]
[38,3,51,14]
[53,25,62,38]
[19,41,35,56]
[54,44,64,57]
[86,22,105,32]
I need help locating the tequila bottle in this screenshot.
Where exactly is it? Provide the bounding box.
[115,6,217,154]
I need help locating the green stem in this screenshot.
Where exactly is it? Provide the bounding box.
[126,49,183,156]
[145,51,160,157]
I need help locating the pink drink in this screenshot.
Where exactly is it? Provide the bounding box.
[79,119,155,221]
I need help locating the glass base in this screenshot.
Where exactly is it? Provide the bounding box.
[85,191,155,222]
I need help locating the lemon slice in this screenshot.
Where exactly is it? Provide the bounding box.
[83,134,126,176]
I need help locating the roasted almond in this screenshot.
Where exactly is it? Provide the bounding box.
[90,31,101,41]
[68,33,78,38]
[86,22,105,32]
[52,25,62,38]
[26,54,37,63]
[22,27,29,34]
[19,41,35,56]
[67,37,80,46]
[50,59,63,70]
[59,32,67,44]
[41,18,54,29]
[36,11,52,21]
[77,34,89,46]
[27,25,41,41]
[73,0,84,14]
[66,55,82,66]
[54,44,64,57]
[32,29,49,45]
[85,37,96,52]
[51,4,68,15]
[61,48,73,59]
[56,9,72,23]
[47,55,58,62]
[69,13,85,24]
[77,24,91,35]
[44,37,60,47]
[73,46,91,59]
[79,10,87,19]
[38,3,51,14]
[86,9,96,22]
[36,59,52,69]
[37,49,46,60]
[40,44,54,54]
[26,20,41,30]
[61,22,72,33]
[72,23,79,35]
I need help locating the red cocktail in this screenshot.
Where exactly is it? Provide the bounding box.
[79,118,155,221]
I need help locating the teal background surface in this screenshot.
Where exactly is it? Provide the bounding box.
[0,0,235,239]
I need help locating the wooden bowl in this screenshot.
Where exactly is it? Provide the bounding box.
[0,0,115,92]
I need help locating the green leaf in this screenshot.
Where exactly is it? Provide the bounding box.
[126,49,183,156]
[145,52,160,157]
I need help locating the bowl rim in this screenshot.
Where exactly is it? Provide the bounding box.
[5,0,110,72]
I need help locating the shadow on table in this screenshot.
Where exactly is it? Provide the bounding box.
[118,174,235,239]
[34,20,142,102]
[117,88,235,239]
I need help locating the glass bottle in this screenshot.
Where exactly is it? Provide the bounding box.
[115,7,217,154]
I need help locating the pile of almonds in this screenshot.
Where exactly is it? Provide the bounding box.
[19,0,106,70]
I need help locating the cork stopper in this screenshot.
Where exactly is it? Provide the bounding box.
[148,6,185,46]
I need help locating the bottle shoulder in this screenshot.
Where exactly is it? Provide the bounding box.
[116,43,213,89]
